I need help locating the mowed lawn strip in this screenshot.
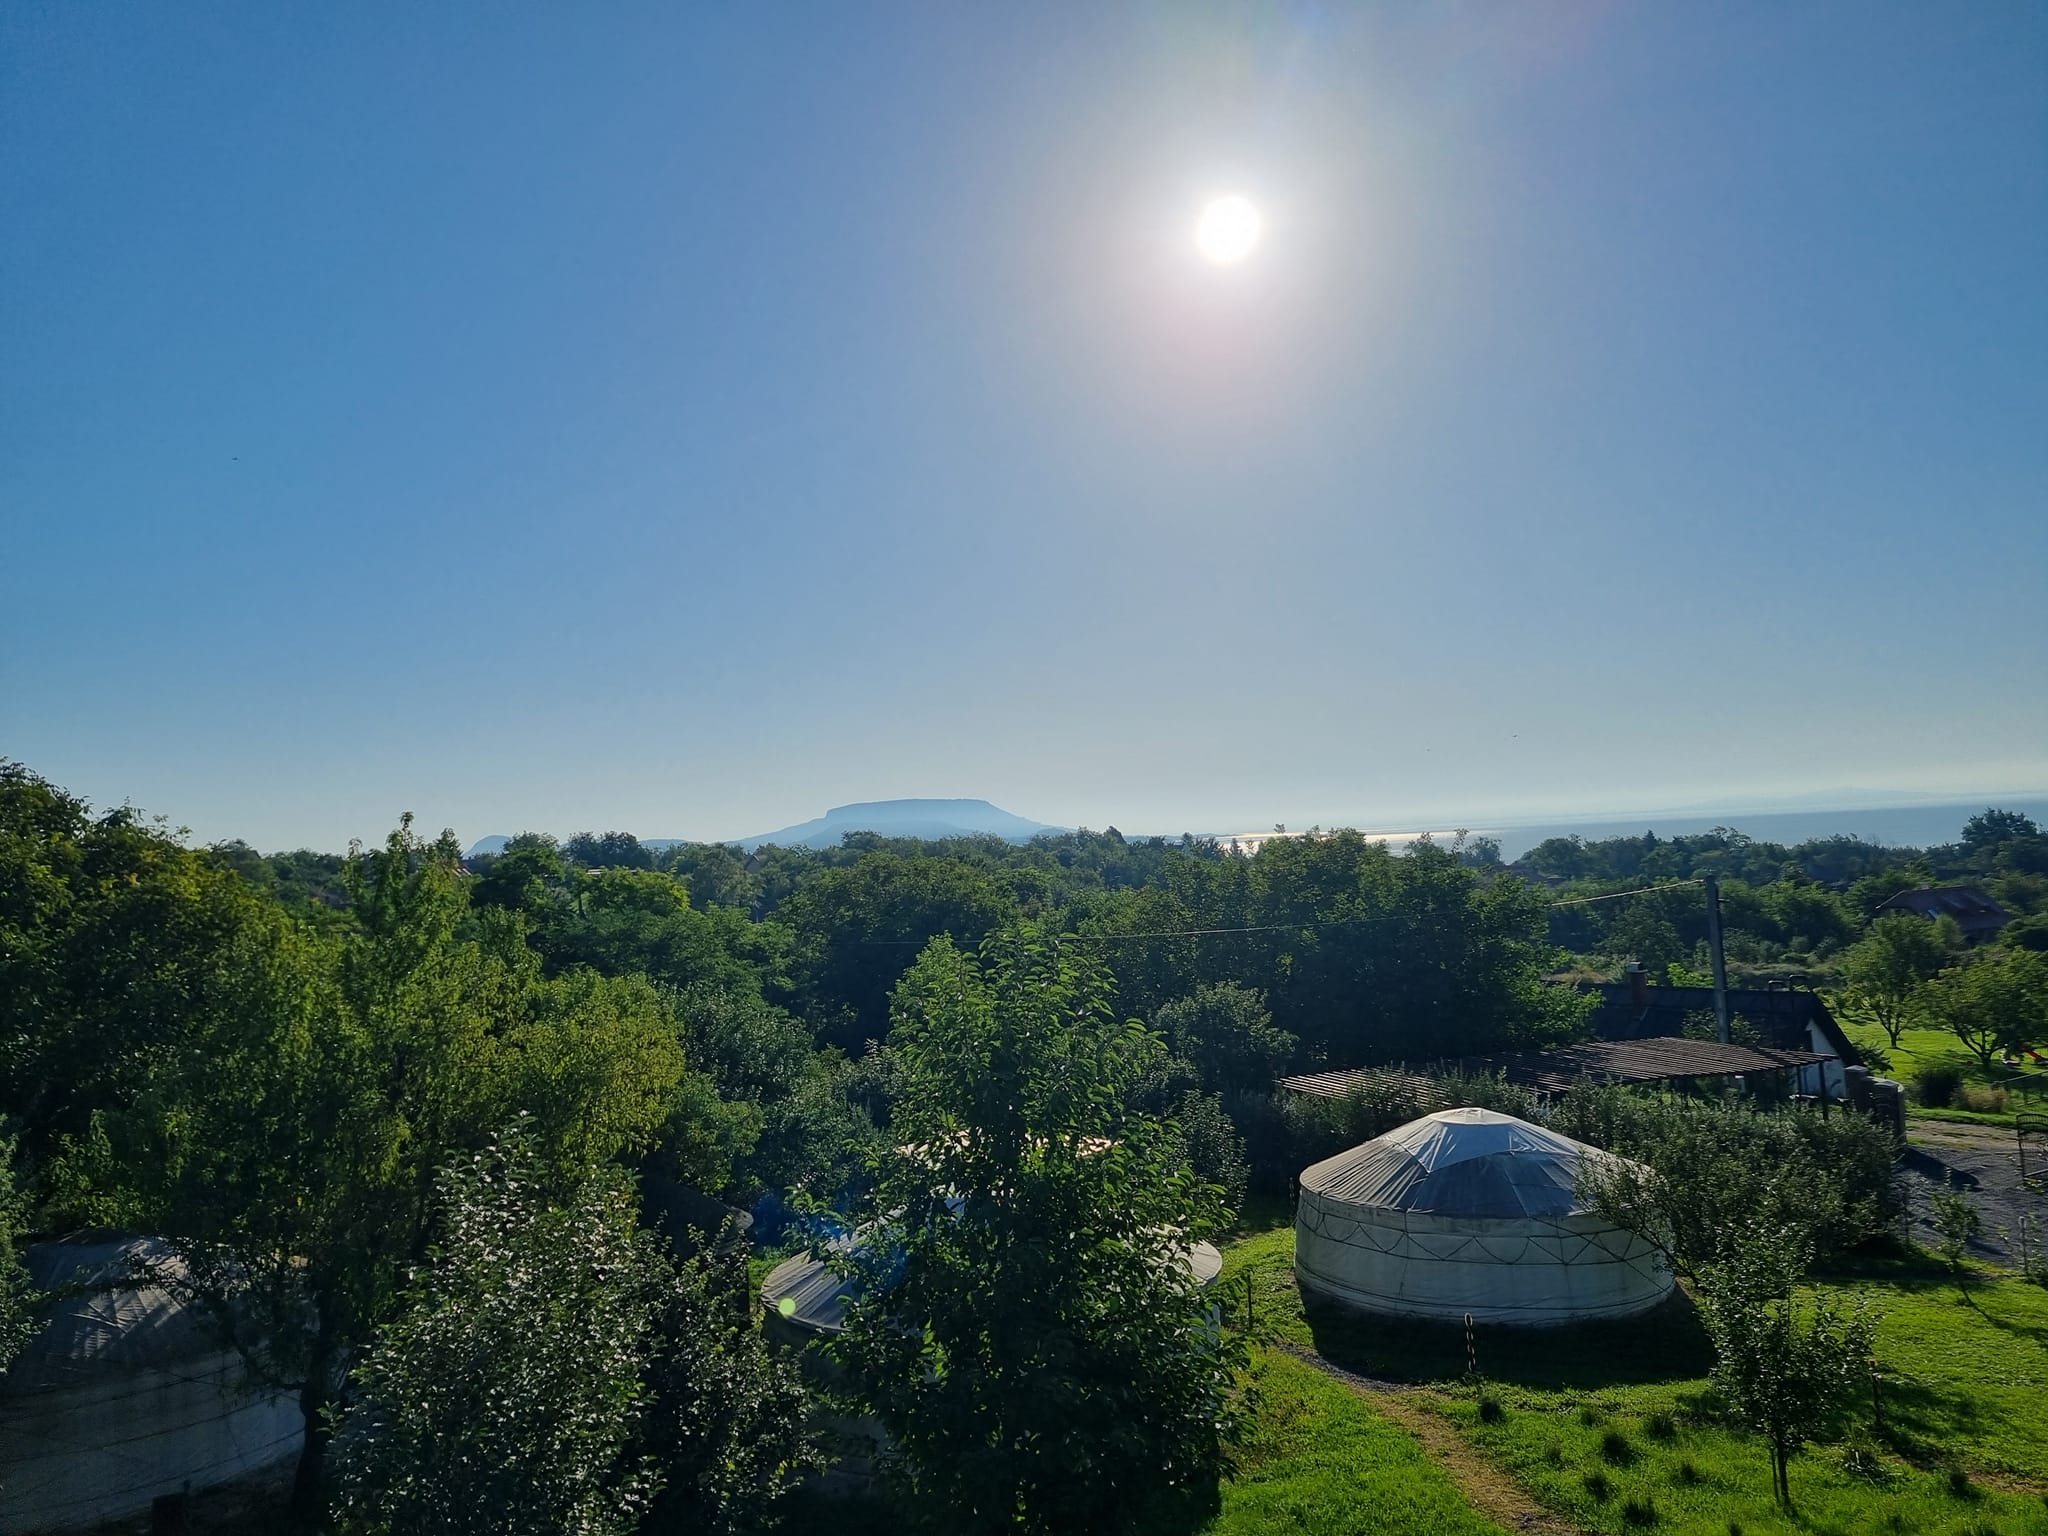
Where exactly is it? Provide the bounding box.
[1205,1348,1509,1536]
[1206,1222,1510,1535]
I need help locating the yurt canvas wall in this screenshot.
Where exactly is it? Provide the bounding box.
[0,1238,300,1533]
[1295,1108,1672,1327]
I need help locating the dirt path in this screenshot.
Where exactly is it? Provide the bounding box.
[1276,1343,1589,1536]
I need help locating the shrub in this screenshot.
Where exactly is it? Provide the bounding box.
[1424,1070,1538,1122]
[1234,1090,1349,1197]
[1947,1467,1976,1499]
[1583,1470,1613,1502]
[1621,1495,1659,1528]
[1601,1429,1636,1466]
[1674,1460,1701,1485]
[1957,1084,2010,1114]
[1477,1395,1505,1424]
[1174,1090,1250,1224]
[1335,1073,1424,1142]
[1578,1404,1603,1426]
[1916,1064,1964,1108]
[1564,1083,1903,1275]
[1644,1411,1677,1441]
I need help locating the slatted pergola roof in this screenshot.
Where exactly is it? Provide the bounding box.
[1283,1036,1831,1100]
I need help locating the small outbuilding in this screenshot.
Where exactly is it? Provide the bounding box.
[1295,1108,1672,1327]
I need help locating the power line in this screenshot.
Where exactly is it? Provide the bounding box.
[1545,879,1704,908]
[855,879,1703,946]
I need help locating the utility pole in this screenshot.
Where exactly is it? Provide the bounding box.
[1704,874,1731,1045]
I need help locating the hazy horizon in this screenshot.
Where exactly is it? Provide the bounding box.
[6,6,2044,853]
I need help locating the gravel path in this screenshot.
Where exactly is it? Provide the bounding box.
[1901,1117,2048,1267]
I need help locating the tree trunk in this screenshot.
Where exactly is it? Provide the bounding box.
[289,1350,336,1525]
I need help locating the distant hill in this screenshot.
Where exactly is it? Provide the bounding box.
[465,799,1063,860]
[735,798,1063,850]
[464,834,686,859]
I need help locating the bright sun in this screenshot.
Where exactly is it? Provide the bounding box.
[1195,195,1263,265]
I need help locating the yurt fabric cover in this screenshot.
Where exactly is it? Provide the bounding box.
[1295,1107,1672,1326]
[0,1238,301,1533]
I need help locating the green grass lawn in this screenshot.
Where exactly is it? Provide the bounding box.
[1841,1019,2048,1123]
[1201,1348,1509,1536]
[1843,1020,1976,1078]
[1217,1224,2048,1536]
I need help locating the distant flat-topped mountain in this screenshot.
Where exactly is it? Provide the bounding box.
[464,799,1063,860]
[736,798,1063,850]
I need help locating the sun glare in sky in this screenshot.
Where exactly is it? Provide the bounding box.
[1195,195,1263,265]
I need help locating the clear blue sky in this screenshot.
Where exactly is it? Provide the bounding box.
[4,4,2044,851]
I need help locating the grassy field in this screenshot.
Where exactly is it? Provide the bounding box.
[1216,1224,2048,1536]
[1841,1019,2048,1126]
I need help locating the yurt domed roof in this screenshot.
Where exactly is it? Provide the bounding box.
[5,1237,219,1395]
[1299,1107,1617,1220]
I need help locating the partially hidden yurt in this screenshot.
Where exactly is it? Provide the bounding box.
[0,1237,301,1533]
[760,1221,1224,1496]
[1295,1107,1673,1326]
[763,1222,1224,1344]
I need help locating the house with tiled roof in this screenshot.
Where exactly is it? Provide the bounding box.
[1874,885,2010,945]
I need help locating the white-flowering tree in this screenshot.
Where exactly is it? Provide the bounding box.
[333,1123,811,1536]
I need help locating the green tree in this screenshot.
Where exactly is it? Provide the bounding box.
[1154,982,1296,1097]
[834,933,1243,1535]
[1929,1177,1982,1297]
[1835,913,1950,1047]
[1568,1088,1899,1279]
[0,1138,34,1379]
[1923,948,2048,1070]
[0,761,291,1188]
[1173,1089,1249,1224]
[2002,912,2048,953]
[637,1241,818,1534]
[469,838,569,917]
[661,841,760,913]
[1962,808,2041,854]
[111,818,686,1518]
[534,867,781,994]
[332,1126,662,1536]
[785,854,1019,1048]
[565,831,653,869]
[1695,1225,1875,1508]
[671,986,879,1195]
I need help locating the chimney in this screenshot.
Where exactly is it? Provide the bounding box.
[1623,960,1649,1009]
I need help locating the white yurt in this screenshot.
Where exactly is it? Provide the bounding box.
[1295,1107,1673,1326]
[0,1237,301,1533]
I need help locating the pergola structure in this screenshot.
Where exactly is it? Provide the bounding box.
[1282,1036,1832,1102]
